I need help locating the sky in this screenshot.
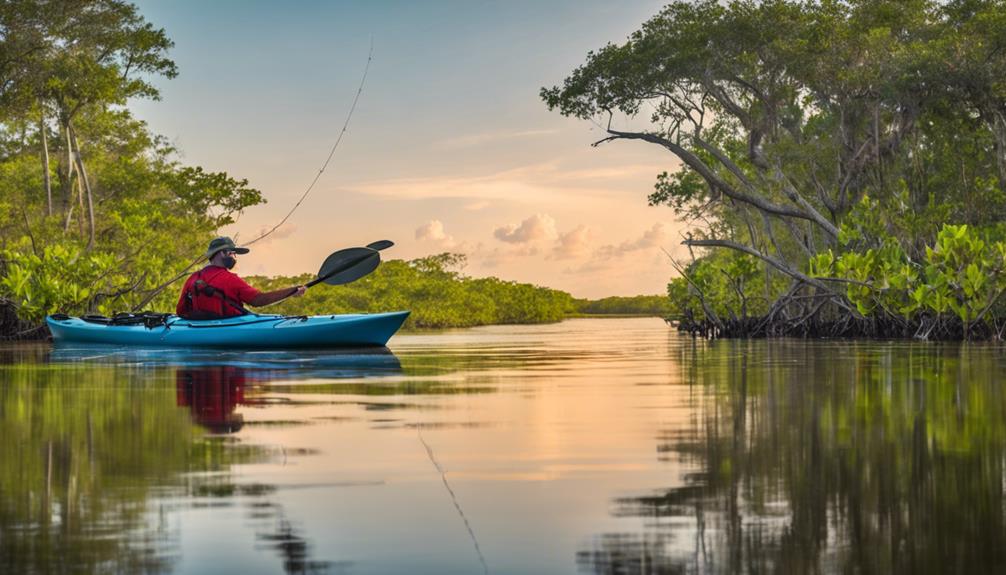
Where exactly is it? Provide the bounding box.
[131,0,685,299]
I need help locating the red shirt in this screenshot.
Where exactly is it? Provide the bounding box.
[176,266,262,318]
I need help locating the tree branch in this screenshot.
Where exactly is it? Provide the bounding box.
[683,238,841,296]
[602,129,827,226]
[772,166,840,239]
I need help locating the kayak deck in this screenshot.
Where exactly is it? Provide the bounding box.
[46,311,410,348]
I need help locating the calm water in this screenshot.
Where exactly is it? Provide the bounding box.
[2,318,1006,574]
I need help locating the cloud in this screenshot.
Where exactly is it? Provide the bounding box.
[464,200,490,211]
[564,223,674,274]
[436,129,558,150]
[478,245,541,269]
[415,219,457,248]
[596,223,670,259]
[549,225,592,260]
[493,213,558,244]
[345,161,671,204]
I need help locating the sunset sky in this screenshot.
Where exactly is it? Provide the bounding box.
[131,0,684,298]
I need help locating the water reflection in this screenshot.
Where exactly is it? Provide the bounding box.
[7,321,1006,573]
[0,346,408,575]
[581,340,1006,574]
[48,344,403,378]
[177,367,249,433]
[0,360,265,574]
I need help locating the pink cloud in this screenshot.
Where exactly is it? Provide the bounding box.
[549,225,592,260]
[415,219,458,248]
[493,213,558,244]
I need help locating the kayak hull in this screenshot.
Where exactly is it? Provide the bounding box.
[46,311,410,348]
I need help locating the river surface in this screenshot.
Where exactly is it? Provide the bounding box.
[2,317,1006,574]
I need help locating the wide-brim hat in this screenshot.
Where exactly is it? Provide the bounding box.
[205,236,250,259]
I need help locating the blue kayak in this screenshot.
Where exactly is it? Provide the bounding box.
[46,311,410,348]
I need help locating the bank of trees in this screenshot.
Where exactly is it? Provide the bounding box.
[0,0,265,335]
[0,1,671,336]
[252,253,678,328]
[253,254,573,329]
[574,295,672,316]
[544,0,1006,339]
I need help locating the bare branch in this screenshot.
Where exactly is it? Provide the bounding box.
[772,166,840,238]
[604,129,827,226]
[684,238,841,296]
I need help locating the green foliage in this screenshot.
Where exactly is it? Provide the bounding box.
[546,0,1006,338]
[660,339,1006,571]
[648,168,707,213]
[169,166,265,227]
[245,253,676,329]
[811,222,1006,328]
[668,251,786,323]
[0,361,268,572]
[2,0,177,113]
[574,295,673,316]
[1,242,107,320]
[0,2,265,332]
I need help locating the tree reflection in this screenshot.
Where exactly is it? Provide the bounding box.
[0,362,270,574]
[256,518,337,575]
[0,361,341,574]
[582,340,1006,574]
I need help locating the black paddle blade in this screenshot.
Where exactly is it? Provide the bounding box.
[315,247,381,286]
[325,252,379,285]
[365,240,394,251]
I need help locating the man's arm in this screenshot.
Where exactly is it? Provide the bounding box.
[248,285,306,307]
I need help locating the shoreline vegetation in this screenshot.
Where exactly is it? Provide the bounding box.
[544,0,1006,341]
[0,252,672,340]
[10,1,1006,341]
[0,2,668,341]
[251,254,671,330]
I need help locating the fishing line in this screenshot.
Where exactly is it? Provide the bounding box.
[131,40,373,311]
[417,429,490,575]
[243,37,374,247]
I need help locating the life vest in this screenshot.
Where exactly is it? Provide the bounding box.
[179,268,250,319]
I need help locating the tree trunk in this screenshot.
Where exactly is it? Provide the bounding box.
[75,177,85,237]
[68,122,96,249]
[61,123,74,218]
[39,107,52,217]
[63,131,77,234]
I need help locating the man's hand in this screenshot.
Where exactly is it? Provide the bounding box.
[291,285,307,297]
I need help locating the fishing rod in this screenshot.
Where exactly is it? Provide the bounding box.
[132,40,374,311]
[244,37,373,247]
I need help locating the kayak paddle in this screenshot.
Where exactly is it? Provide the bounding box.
[272,240,394,304]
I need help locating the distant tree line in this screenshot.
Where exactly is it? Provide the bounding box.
[253,253,670,329]
[574,295,672,317]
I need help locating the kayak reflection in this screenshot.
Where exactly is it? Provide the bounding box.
[48,344,402,380]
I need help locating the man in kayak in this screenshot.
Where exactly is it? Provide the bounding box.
[176,237,306,319]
